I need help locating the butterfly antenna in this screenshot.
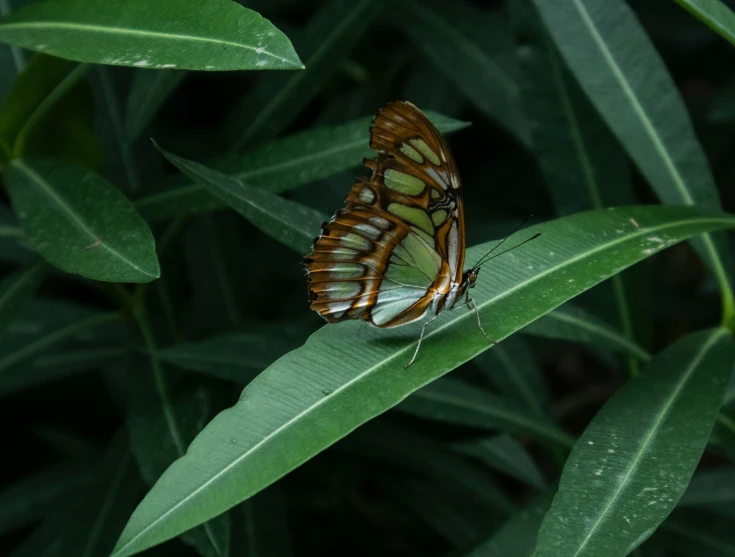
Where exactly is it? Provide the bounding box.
[472,215,534,270]
[475,233,541,268]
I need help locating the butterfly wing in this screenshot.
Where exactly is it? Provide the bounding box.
[306,101,465,327]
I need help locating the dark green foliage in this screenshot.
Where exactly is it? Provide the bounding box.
[1,1,735,556]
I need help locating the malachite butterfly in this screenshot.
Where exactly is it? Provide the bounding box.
[305,101,536,367]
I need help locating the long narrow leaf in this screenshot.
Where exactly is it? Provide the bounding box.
[400,378,572,447]
[112,205,735,557]
[536,328,735,557]
[674,0,735,47]
[137,111,468,220]
[0,0,302,71]
[534,0,735,326]
[524,303,651,361]
[400,0,530,146]
[157,145,325,255]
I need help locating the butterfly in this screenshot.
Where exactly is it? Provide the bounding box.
[305,101,536,367]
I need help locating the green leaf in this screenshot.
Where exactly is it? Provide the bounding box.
[5,159,160,283]
[136,111,469,220]
[0,0,302,71]
[659,514,735,557]
[509,0,632,214]
[400,378,573,447]
[127,314,230,557]
[111,205,735,557]
[0,53,101,166]
[228,0,378,150]
[341,423,515,513]
[535,328,735,557]
[0,261,45,333]
[94,66,139,191]
[463,490,554,557]
[712,406,735,464]
[534,0,735,327]
[0,203,35,264]
[0,307,123,396]
[125,68,186,143]
[680,468,735,507]
[0,462,95,536]
[58,435,143,557]
[390,478,494,546]
[452,434,547,490]
[673,0,735,47]
[523,302,651,361]
[399,0,530,146]
[509,0,649,375]
[231,488,292,557]
[156,145,326,255]
[157,329,308,384]
[473,334,552,418]
[0,0,25,101]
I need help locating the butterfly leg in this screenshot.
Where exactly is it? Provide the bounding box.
[405,314,439,369]
[467,297,497,345]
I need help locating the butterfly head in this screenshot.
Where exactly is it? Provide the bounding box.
[465,268,479,289]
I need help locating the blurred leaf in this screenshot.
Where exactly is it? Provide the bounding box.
[0,0,302,71]
[5,159,160,283]
[125,69,186,143]
[94,66,139,191]
[534,0,735,327]
[0,203,35,264]
[659,514,735,557]
[523,302,651,361]
[0,462,95,536]
[509,0,632,214]
[463,490,554,557]
[229,0,379,150]
[0,53,100,166]
[510,0,650,376]
[674,0,735,47]
[452,434,547,490]
[535,329,735,557]
[712,407,735,463]
[342,423,515,513]
[391,478,491,546]
[0,0,25,100]
[0,261,44,333]
[137,110,468,220]
[157,329,309,384]
[156,145,326,255]
[127,314,230,557]
[400,378,572,447]
[111,206,735,557]
[473,334,552,418]
[231,487,292,557]
[58,435,143,557]
[399,0,530,146]
[680,467,735,507]
[0,308,122,396]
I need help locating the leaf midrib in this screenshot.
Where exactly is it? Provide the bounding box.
[113,214,735,556]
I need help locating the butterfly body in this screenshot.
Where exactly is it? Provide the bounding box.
[306,101,488,366]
